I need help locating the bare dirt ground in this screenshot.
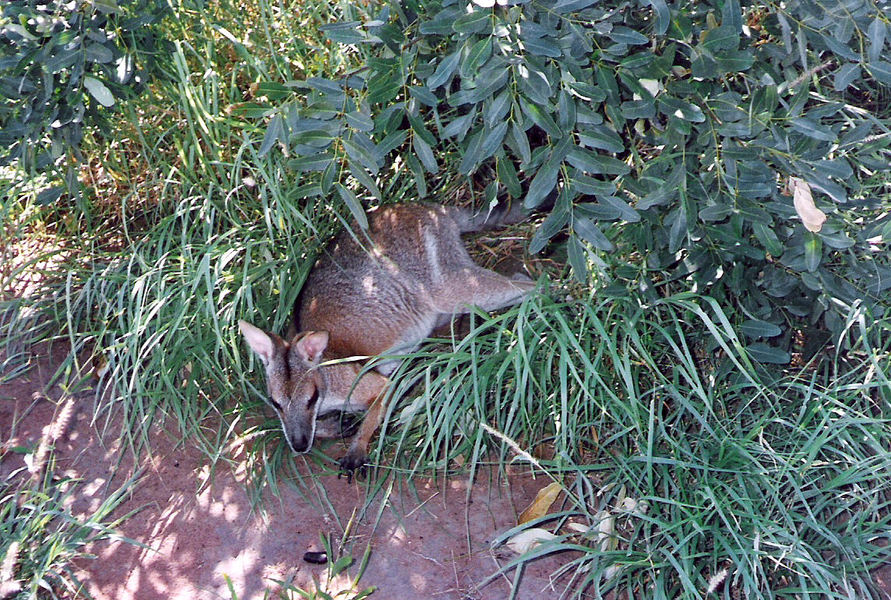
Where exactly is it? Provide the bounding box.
[0,344,574,600]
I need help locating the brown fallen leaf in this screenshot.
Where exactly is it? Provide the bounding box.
[518,481,563,525]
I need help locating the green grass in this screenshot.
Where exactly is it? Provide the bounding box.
[1,0,890,598]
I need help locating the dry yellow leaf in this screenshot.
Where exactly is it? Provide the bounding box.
[790,176,826,232]
[504,528,558,555]
[518,481,563,525]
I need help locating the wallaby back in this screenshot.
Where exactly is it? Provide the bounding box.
[241,202,535,473]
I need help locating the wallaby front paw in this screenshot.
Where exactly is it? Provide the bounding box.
[338,451,368,482]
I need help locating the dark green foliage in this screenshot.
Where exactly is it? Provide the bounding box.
[0,0,170,193]
[252,0,891,362]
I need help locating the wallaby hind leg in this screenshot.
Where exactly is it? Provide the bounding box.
[436,266,535,315]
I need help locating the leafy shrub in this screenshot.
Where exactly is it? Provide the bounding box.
[0,0,170,200]
[250,0,891,362]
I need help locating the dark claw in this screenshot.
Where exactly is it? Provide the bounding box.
[338,453,368,482]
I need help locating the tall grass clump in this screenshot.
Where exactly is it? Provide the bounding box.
[2,0,374,451]
[395,290,889,597]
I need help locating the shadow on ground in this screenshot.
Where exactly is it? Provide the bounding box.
[0,345,573,600]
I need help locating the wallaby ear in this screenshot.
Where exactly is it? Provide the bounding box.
[239,320,277,366]
[294,331,329,364]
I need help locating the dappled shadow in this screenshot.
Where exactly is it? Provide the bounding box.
[0,344,569,599]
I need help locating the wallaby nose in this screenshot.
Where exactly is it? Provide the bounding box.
[287,431,311,453]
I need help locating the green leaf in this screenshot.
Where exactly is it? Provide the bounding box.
[721,0,743,32]
[292,129,335,150]
[529,202,570,254]
[577,125,624,153]
[667,206,687,253]
[524,159,560,209]
[746,343,791,364]
[868,17,887,63]
[85,43,114,63]
[647,0,670,35]
[321,21,364,44]
[321,159,336,193]
[573,215,614,251]
[428,51,461,90]
[569,174,616,197]
[459,128,485,175]
[443,109,477,140]
[405,153,427,197]
[753,222,783,257]
[407,112,436,147]
[83,76,114,107]
[867,61,891,85]
[462,37,493,78]
[702,25,739,51]
[519,96,560,138]
[566,235,588,283]
[335,184,368,230]
[341,136,379,174]
[36,186,64,205]
[287,153,333,172]
[349,162,382,200]
[576,196,639,223]
[699,204,732,222]
[259,113,285,156]
[255,82,292,100]
[523,36,563,58]
[485,89,511,128]
[453,10,491,35]
[818,230,854,249]
[833,63,860,91]
[566,147,630,175]
[508,122,531,164]
[804,233,822,272]
[413,136,438,174]
[789,117,836,142]
[741,319,782,339]
[497,156,522,198]
[609,27,649,46]
[621,99,656,119]
[478,121,508,162]
[408,85,438,107]
[658,97,705,122]
[344,111,374,132]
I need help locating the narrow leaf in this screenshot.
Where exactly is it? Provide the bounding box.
[740,319,782,339]
[746,343,791,364]
[524,160,560,209]
[335,184,368,230]
[573,215,614,251]
[804,233,822,272]
[413,136,438,173]
[259,113,285,156]
[83,76,114,107]
[428,51,461,90]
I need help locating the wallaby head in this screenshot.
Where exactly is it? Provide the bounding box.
[238,319,330,453]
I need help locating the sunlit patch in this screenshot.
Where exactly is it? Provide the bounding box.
[362,275,376,294]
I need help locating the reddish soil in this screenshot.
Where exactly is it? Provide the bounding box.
[0,345,573,600]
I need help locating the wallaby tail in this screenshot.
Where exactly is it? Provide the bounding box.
[454,202,527,234]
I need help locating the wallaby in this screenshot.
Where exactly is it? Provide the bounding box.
[239,202,535,474]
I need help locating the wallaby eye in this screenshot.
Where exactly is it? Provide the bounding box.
[268,398,283,411]
[307,389,319,408]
